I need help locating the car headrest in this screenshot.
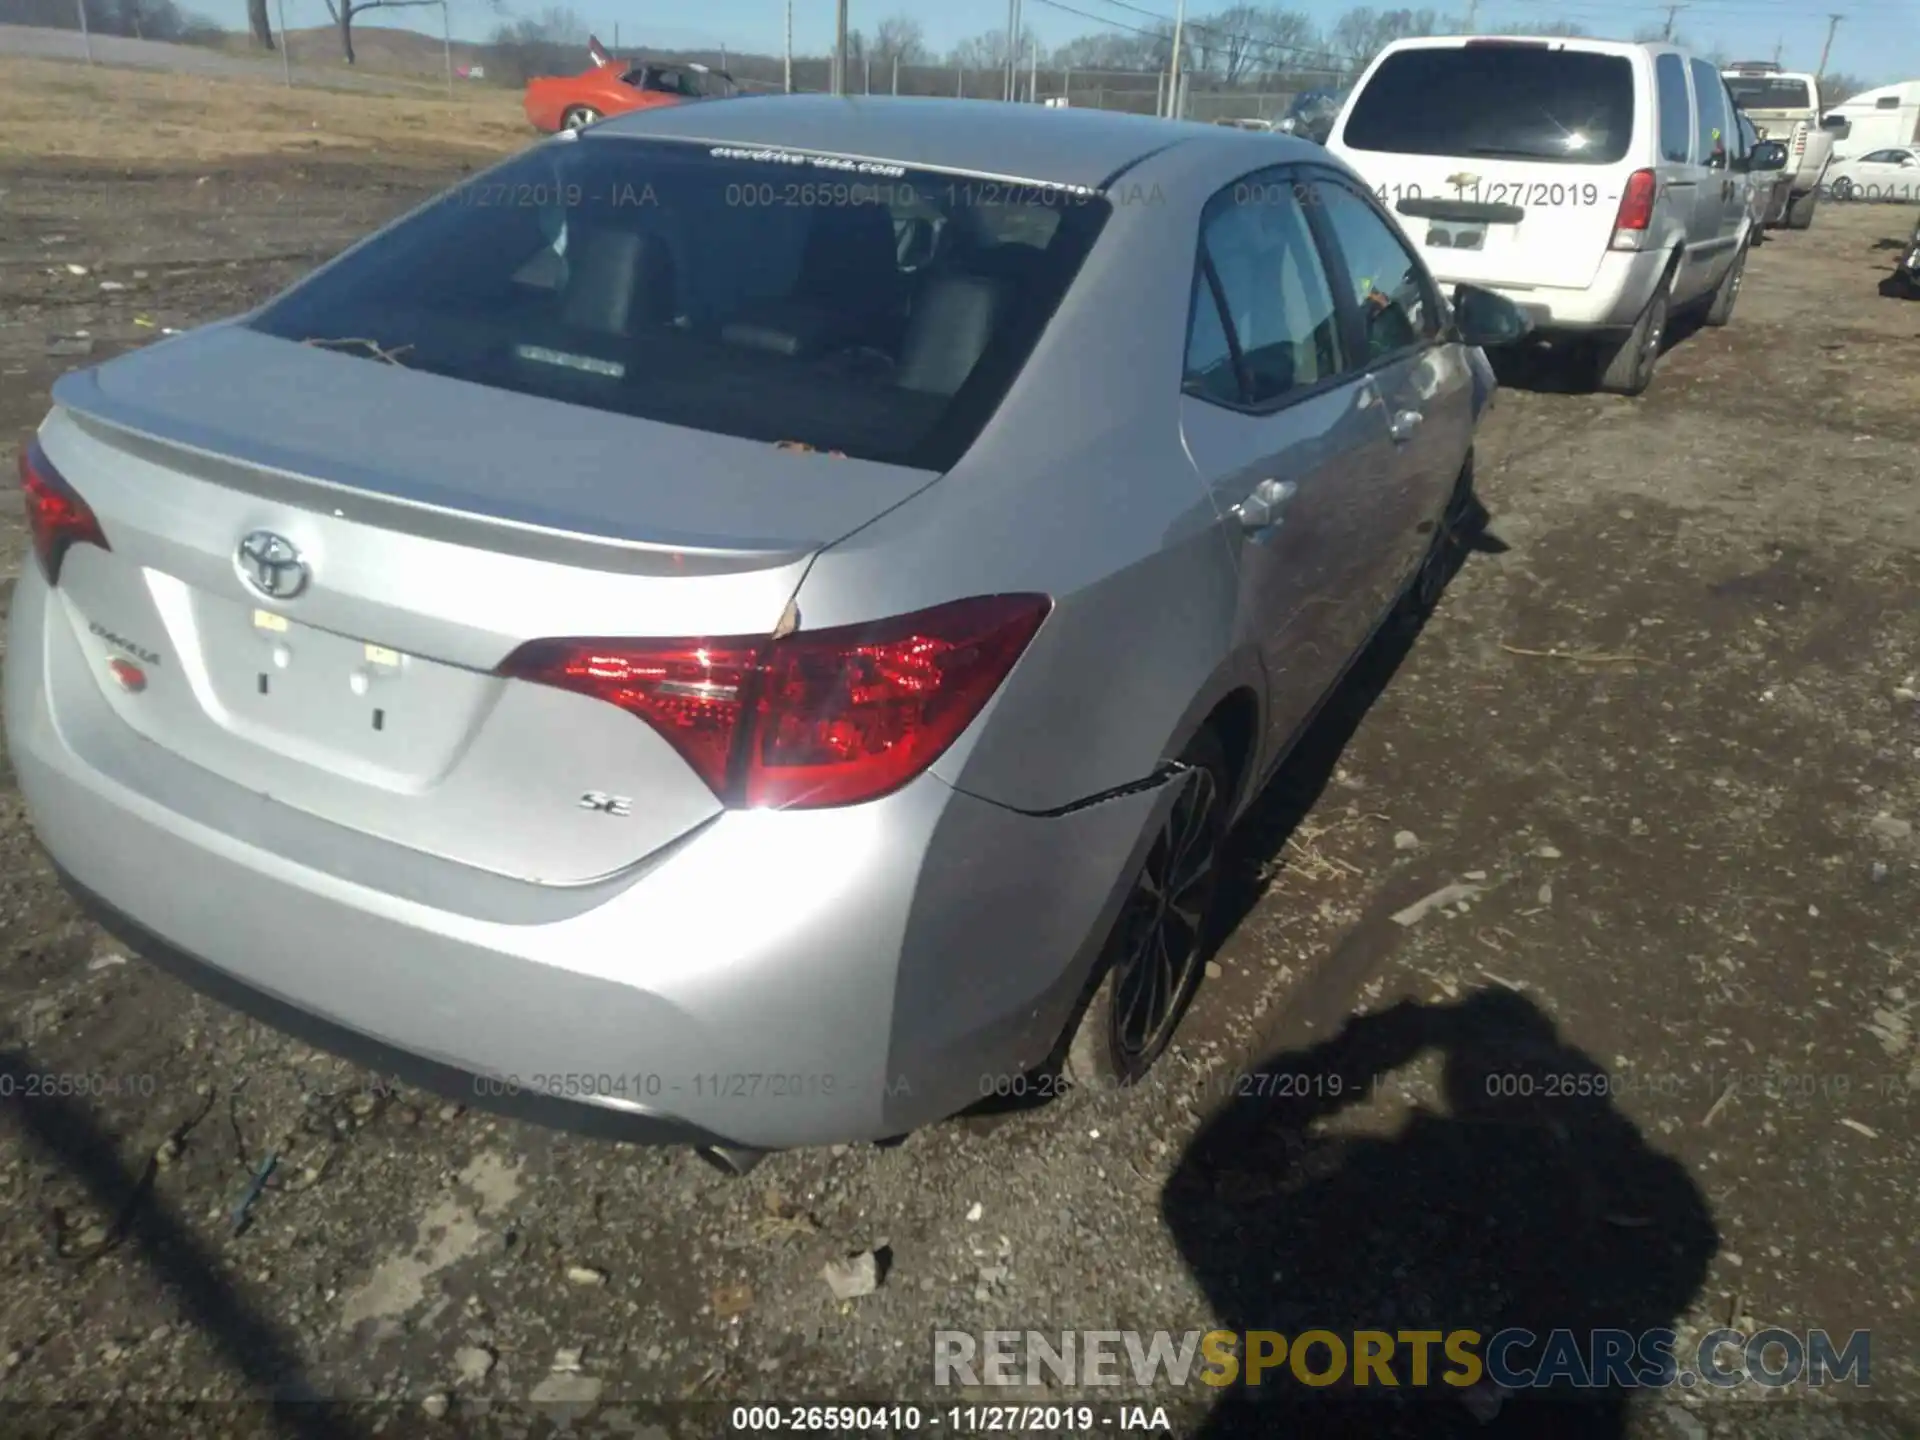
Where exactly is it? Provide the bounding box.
[895,274,1006,397]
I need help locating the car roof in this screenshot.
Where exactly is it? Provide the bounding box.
[589,94,1320,190]
[1374,34,1675,60]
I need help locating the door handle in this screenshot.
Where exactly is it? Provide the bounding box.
[1389,409,1424,444]
[1233,477,1297,530]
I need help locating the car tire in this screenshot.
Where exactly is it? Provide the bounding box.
[560,106,601,132]
[1830,176,1855,202]
[1784,186,1819,229]
[1703,240,1747,328]
[1061,727,1231,1092]
[1594,266,1673,397]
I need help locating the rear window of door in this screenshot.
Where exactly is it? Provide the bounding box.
[1657,53,1694,162]
[1183,173,1346,409]
[1691,59,1731,166]
[1302,178,1439,365]
[1342,44,1635,165]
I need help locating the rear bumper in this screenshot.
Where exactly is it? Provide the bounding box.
[1432,248,1672,336]
[5,567,1170,1151]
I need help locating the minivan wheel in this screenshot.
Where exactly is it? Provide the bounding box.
[1703,242,1747,328]
[1594,269,1672,397]
[1062,728,1229,1090]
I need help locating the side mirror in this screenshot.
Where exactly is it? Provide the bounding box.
[1452,284,1531,348]
[1750,139,1791,171]
[1820,114,1850,133]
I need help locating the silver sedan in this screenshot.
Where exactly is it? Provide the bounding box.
[5,96,1524,1166]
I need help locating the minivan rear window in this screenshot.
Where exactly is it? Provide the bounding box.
[1724,76,1814,110]
[247,139,1110,471]
[1342,46,1635,165]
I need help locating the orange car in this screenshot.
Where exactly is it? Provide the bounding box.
[523,38,740,134]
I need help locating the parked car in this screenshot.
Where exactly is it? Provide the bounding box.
[1722,63,1843,230]
[1328,36,1789,396]
[1276,89,1344,145]
[5,99,1525,1167]
[523,37,737,134]
[1895,212,1920,296]
[1825,147,1920,202]
[1736,107,1791,229]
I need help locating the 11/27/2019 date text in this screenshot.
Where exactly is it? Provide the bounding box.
[728,1404,1174,1432]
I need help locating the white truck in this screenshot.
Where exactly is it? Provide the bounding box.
[1723,62,1840,230]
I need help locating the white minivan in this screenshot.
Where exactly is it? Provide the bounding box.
[1327,36,1790,395]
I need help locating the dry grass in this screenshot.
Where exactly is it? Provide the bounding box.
[0,55,527,166]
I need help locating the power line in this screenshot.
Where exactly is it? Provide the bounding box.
[1026,0,1352,71]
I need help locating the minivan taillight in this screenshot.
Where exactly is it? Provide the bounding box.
[1610,169,1658,250]
[19,439,110,585]
[497,594,1052,810]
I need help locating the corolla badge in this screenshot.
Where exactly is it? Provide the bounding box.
[236,530,310,600]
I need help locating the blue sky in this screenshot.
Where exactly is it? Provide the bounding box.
[248,0,1915,85]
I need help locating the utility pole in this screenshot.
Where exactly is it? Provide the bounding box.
[440,0,453,96]
[783,1,792,93]
[1815,13,1842,77]
[276,0,290,85]
[833,0,849,94]
[1029,38,1038,102]
[864,54,871,93]
[891,54,898,94]
[75,0,92,63]
[1462,0,1478,32]
[1167,0,1187,118]
[1004,0,1017,98]
[1661,4,1683,41]
[1772,37,1783,65]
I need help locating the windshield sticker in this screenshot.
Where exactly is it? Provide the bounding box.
[708,146,907,179]
[515,345,625,378]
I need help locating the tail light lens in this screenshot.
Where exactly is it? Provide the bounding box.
[498,594,1051,810]
[1610,169,1658,250]
[19,438,110,585]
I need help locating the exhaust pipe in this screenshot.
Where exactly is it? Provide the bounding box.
[696,1143,767,1177]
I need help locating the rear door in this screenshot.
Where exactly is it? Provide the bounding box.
[1303,172,1472,598]
[1686,59,1747,290]
[1329,40,1640,292]
[1177,167,1399,770]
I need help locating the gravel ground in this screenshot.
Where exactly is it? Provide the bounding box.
[0,151,1917,1440]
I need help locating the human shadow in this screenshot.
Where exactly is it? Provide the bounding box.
[1162,988,1719,1437]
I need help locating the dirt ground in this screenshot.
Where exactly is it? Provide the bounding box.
[2,64,1919,1440]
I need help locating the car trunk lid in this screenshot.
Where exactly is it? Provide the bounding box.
[41,325,936,884]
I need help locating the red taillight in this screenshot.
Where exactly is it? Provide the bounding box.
[497,636,760,797]
[1610,169,1658,250]
[19,439,109,585]
[1614,170,1657,230]
[497,594,1051,810]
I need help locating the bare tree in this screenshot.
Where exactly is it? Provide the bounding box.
[947,24,1041,72]
[1820,71,1866,104]
[871,13,928,68]
[487,6,587,84]
[322,0,467,63]
[1330,6,1440,71]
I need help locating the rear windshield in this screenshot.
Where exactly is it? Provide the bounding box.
[1342,46,1635,165]
[1725,76,1814,110]
[248,139,1109,470]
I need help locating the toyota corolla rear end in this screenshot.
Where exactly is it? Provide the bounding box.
[2,128,1135,1154]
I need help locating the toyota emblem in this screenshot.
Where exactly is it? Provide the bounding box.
[236,530,310,601]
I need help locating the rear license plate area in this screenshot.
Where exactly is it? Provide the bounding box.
[228,605,410,736]
[1426,223,1488,252]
